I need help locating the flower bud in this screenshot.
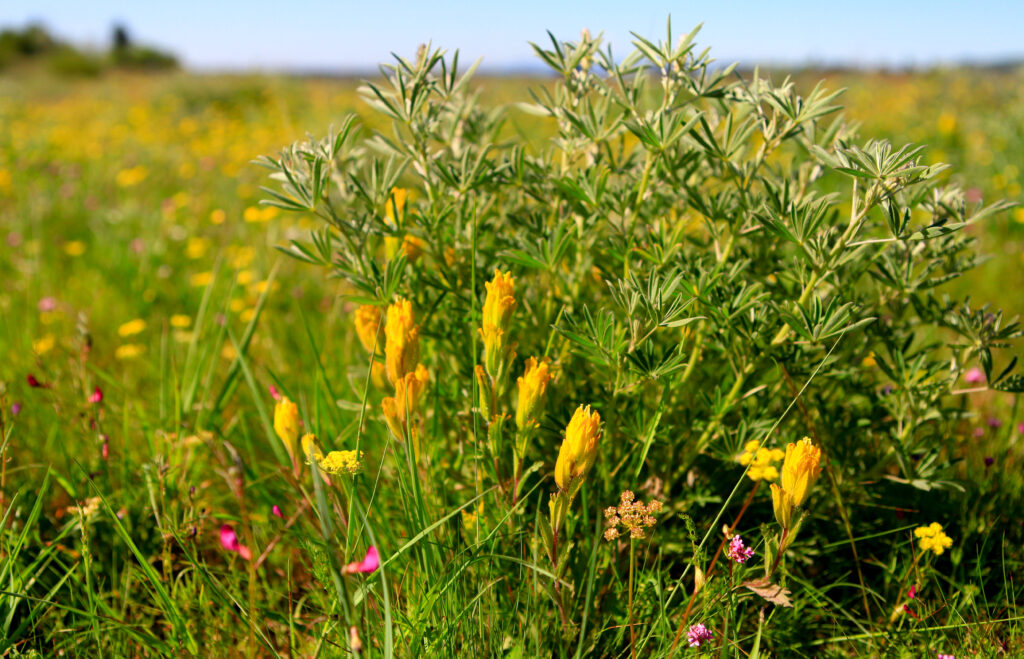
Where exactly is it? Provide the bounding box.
[780,437,822,507]
[482,269,516,331]
[516,357,551,430]
[354,304,384,354]
[274,396,300,460]
[554,405,602,491]
[385,298,420,385]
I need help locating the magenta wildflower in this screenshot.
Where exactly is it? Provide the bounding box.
[343,546,380,574]
[687,623,713,648]
[987,416,1002,429]
[88,387,103,404]
[272,504,283,518]
[37,297,58,312]
[219,524,252,560]
[269,385,281,401]
[937,654,954,659]
[964,367,985,385]
[726,534,754,564]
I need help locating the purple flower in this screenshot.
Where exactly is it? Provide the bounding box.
[1017,423,1024,435]
[10,402,21,415]
[987,417,1002,429]
[726,534,754,564]
[687,623,713,648]
[984,456,994,468]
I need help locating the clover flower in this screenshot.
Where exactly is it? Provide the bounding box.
[726,533,755,564]
[687,623,713,648]
[914,522,954,556]
[603,490,663,541]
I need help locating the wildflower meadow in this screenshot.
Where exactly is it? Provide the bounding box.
[2,20,1024,657]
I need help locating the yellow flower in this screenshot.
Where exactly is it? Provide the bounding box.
[479,323,506,376]
[32,335,56,355]
[118,319,147,337]
[170,314,192,328]
[914,522,954,556]
[114,343,145,360]
[354,305,384,354]
[385,187,408,222]
[384,298,420,385]
[274,396,301,460]
[190,271,214,287]
[516,357,551,430]
[554,405,602,491]
[482,269,516,330]
[381,364,429,437]
[736,441,785,482]
[780,437,822,507]
[318,450,364,475]
[300,433,323,461]
[770,483,793,528]
[63,240,86,256]
[209,209,226,225]
[186,237,211,260]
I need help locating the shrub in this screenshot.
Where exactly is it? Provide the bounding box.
[259,22,1022,655]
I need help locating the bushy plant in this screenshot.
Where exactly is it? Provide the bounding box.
[256,21,1023,656]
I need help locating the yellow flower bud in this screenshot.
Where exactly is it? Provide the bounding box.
[780,437,822,507]
[770,483,793,528]
[479,323,505,376]
[482,269,516,330]
[354,305,384,354]
[385,187,408,223]
[516,357,551,430]
[274,396,300,460]
[385,298,420,385]
[381,364,429,438]
[554,405,602,491]
[300,433,323,461]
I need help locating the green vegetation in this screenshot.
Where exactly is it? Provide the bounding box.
[1,21,1022,657]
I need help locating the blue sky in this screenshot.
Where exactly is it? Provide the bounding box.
[3,1,1022,71]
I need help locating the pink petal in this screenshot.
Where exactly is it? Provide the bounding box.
[219,524,251,560]
[272,505,283,518]
[269,385,281,401]
[88,387,103,404]
[344,545,380,574]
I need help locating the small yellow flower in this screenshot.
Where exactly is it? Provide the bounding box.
[736,441,784,482]
[209,209,226,225]
[115,343,145,360]
[516,357,551,430]
[63,240,86,256]
[186,237,211,260]
[274,396,301,460]
[318,450,363,475]
[862,351,877,367]
[384,298,420,385]
[300,433,323,461]
[914,522,954,556]
[354,305,384,354]
[554,405,602,491]
[190,271,214,287]
[32,335,56,355]
[482,269,516,330]
[170,314,192,328]
[118,319,147,337]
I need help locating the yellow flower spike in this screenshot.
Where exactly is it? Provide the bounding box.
[482,269,516,330]
[384,298,420,385]
[479,323,505,376]
[381,396,403,438]
[770,483,794,528]
[371,362,390,392]
[553,405,602,492]
[318,450,364,476]
[381,364,430,439]
[780,437,822,507]
[516,357,552,430]
[274,397,301,460]
[354,305,384,354]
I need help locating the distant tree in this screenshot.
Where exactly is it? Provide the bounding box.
[112,24,131,53]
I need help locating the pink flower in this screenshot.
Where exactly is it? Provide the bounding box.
[219,524,252,560]
[10,402,21,415]
[38,297,58,312]
[963,367,985,385]
[343,545,380,574]
[726,534,754,564]
[272,505,283,518]
[687,623,713,648]
[937,654,954,659]
[88,387,103,404]
[908,585,916,599]
[269,385,281,401]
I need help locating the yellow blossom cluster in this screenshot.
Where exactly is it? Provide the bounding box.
[737,440,785,482]
[915,523,954,556]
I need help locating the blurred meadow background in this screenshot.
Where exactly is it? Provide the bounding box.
[1,2,1023,657]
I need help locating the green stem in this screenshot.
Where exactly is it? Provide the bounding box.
[629,538,637,659]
